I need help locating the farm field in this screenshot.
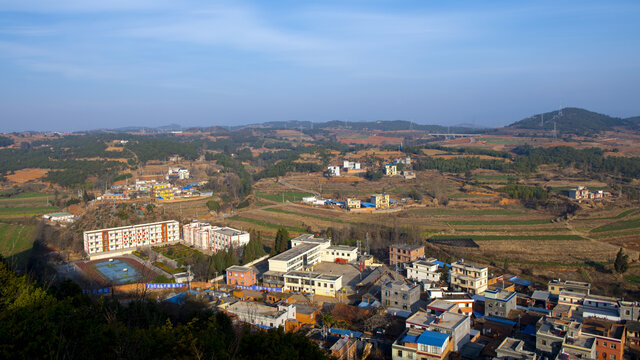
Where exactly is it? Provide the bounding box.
[0,191,59,219]
[0,222,37,268]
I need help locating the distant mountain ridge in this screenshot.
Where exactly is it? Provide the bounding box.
[242,120,483,133]
[80,108,639,135]
[507,107,638,134]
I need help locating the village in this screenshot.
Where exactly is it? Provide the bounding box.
[55,215,640,360]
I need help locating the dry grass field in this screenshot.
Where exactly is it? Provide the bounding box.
[6,168,49,183]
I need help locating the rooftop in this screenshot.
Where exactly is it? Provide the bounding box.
[406,311,467,330]
[427,300,458,312]
[563,335,595,350]
[582,318,625,340]
[451,261,487,271]
[269,243,320,262]
[227,301,286,319]
[214,227,247,236]
[390,243,423,251]
[416,329,449,347]
[384,280,420,292]
[285,270,342,281]
[327,245,357,251]
[226,265,254,273]
[484,289,516,302]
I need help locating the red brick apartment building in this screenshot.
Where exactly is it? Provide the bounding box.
[582,318,625,360]
[389,244,425,266]
[226,266,256,287]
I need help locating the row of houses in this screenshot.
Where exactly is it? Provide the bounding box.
[82,220,249,259]
[302,193,395,210]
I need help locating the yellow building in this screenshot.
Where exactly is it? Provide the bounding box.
[384,164,397,176]
[371,194,389,209]
[346,198,361,210]
[153,183,174,200]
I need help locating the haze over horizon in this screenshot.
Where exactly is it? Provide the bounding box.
[1,0,639,132]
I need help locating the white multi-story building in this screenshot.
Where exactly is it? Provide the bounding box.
[450,261,488,295]
[183,221,250,252]
[83,220,180,258]
[283,271,343,297]
[263,234,354,296]
[343,161,361,170]
[407,259,441,284]
[321,245,358,263]
[226,301,296,328]
[166,167,190,180]
[326,166,341,177]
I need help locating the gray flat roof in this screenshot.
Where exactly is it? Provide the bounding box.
[284,270,342,281]
[215,227,246,236]
[269,243,319,262]
[328,245,357,251]
[226,265,254,273]
[391,243,423,251]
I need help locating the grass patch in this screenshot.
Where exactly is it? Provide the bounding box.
[4,192,54,199]
[430,234,586,241]
[449,193,495,198]
[443,219,551,225]
[575,208,638,222]
[625,275,640,286]
[0,223,37,268]
[256,191,314,203]
[263,207,357,225]
[409,208,524,216]
[0,206,59,218]
[458,228,570,233]
[228,215,307,233]
[591,218,640,233]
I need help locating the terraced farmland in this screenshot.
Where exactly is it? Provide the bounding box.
[0,192,58,219]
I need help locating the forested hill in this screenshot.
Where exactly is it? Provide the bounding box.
[507,107,636,134]
[245,119,483,133]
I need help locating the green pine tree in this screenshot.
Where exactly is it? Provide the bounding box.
[614,247,629,274]
[277,228,290,253]
[254,231,266,257]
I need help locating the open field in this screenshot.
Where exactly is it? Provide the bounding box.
[0,206,59,218]
[256,191,314,203]
[0,223,37,268]
[6,168,49,183]
[429,234,586,241]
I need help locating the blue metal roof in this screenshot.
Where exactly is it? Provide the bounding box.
[484,316,517,326]
[181,186,192,190]
[361,202,376,208]
[472,294,485,302]
[508,276,532,287]
[402,333,419,344]
[432,260,452,268]
[330,328,363,338]
[523,325,537,336]
[416,330,449,348]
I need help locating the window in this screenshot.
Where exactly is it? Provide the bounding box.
[610,355,615,359]
[611,344,616,349]
[397,350,402,356]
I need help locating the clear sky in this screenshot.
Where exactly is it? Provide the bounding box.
[0,0,639,132]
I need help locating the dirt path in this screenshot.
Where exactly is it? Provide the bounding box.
[278,176,320,197]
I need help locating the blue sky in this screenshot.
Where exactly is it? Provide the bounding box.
[0,0,639,131]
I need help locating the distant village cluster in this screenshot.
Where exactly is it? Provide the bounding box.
[96,166,212,202]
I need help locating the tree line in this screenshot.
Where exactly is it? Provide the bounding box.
[0,258,330,360]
